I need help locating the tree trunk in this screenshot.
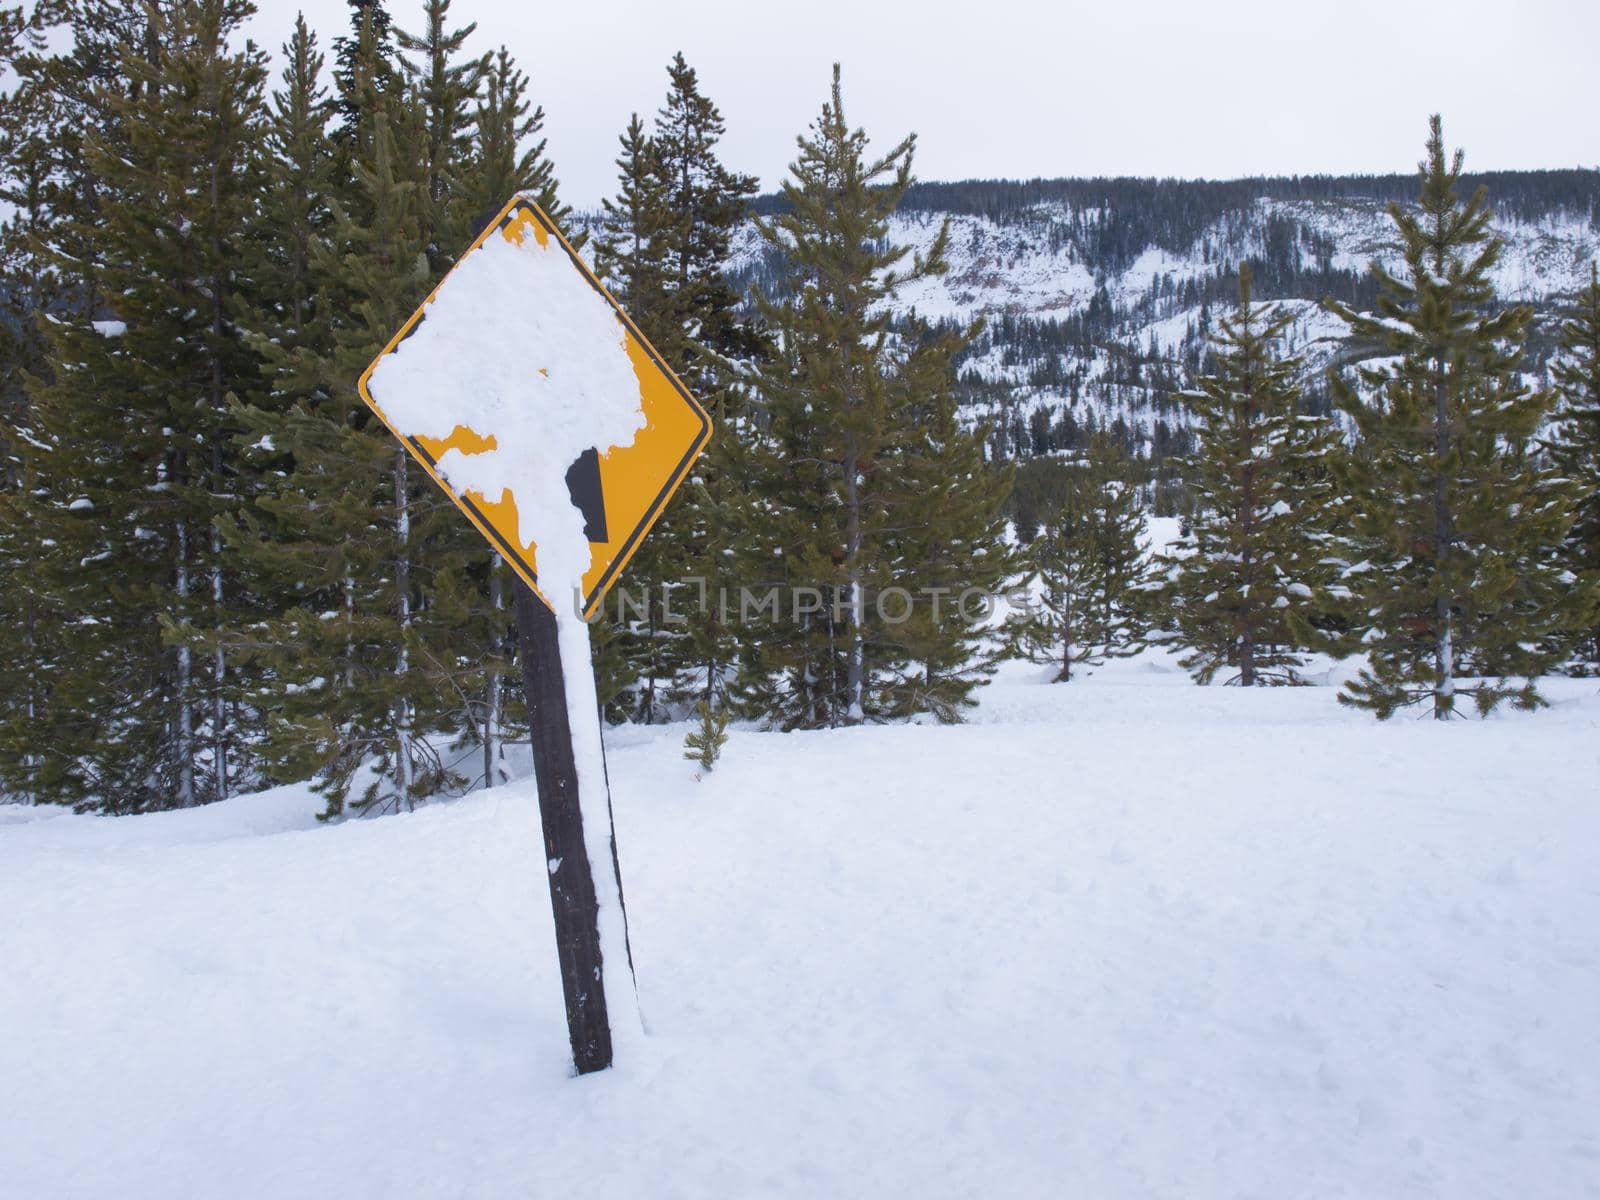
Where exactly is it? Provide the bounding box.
[1433,353,1454,719]
[1239,425,1258,687]
[21,575,37,803]
[394,447,414,807]
[645,599,660,724]
[342,572,356,691]
[208,159,229,799]
[842,442,864,722]
[1057,594,1074,683]
[174,517,195,808]
[211,522,228,801]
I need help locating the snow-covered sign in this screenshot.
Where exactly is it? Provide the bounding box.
[358,194,710,1076]
[359,194,711,617]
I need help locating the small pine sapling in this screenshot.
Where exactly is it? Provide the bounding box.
[683,699,731,774]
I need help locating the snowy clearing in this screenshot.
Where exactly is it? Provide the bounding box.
[4,652,1599,1200]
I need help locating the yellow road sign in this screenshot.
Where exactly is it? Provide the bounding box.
[358,194,711,617]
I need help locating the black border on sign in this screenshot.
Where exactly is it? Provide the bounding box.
[356,194,713,618]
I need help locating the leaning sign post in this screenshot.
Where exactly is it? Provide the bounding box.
[357,194,711,1074]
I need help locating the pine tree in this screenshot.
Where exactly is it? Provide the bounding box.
[0,2,55,434]
[1,0,159,460]
[650,52,765,376]
[0,0,68,801]
[644,51,766,720]
[386,34,578,780]
[7,0,269,809]
[332,0,398,137]
[657,57,769,720]
[589,55,763,724]
[682,698,730,773]
[224,10,470,816]
[588,113,673,718]
[395,0,485,273]
[874,330,1017,718]
[1161,264,1347,685]
[1005,434,1150,682]
[737,66,1005,727]
[0,0,150,322]
[0,4,21,64]
[459,45,564,226]
[213,12,337,786]
[1546,266,1600,671]
[1324,117,1596,718]
[592,114,671,337]
[246,14,337,360]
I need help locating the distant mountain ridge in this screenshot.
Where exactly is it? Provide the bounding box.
[722,169,1600,467]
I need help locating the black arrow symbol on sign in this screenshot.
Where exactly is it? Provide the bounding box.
[564,448,609,544]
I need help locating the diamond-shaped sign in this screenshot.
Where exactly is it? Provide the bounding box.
[358,193,711,617]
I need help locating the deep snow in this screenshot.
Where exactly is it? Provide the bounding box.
[3,652,1598,1200]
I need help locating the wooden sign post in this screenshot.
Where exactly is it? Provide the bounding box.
[514,584,618,1073]
[356,195,710,1074]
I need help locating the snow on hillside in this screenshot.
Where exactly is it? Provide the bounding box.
[722,196,1598,325]
[698,189,1599,455]
[4,653,1598,1199]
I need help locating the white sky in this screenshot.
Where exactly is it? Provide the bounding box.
[243,0,1600,209]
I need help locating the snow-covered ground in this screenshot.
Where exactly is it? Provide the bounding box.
[4,652,1598,1199]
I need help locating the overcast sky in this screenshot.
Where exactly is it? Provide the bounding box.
[244,0,1600,209]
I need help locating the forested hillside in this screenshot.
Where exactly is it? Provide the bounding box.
[683,171,1600,490]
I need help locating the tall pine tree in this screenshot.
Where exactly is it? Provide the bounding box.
[0,0,69,802]
[1161,264,1347,685]
[0,4,153,765]
[1546,266,1600,672]
[1325,117,1596,717]
[873,323,1017,718]
[226,9,460,815]
[395,0,485,273]
[590,54,763,724]
[460,45,564,225]
[10,0,269,809]
[736,66,1007,727]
